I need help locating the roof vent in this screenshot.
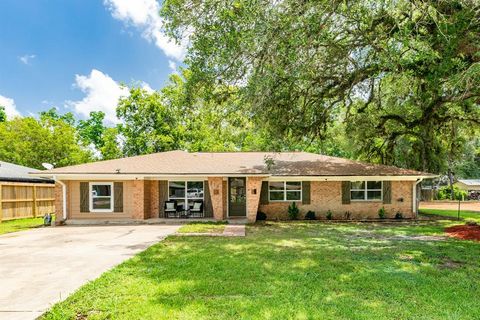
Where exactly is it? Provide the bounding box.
[116,168,121,174]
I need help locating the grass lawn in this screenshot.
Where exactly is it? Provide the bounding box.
[177,222,226,234]
[42,221,480,320]
[419,208,480,222]
[0,216,46,235]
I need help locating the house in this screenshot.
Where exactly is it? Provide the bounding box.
[455,179,480,192]
[31,151,435,223]
[0,161,55,221]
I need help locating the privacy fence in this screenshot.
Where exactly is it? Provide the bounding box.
[0,182,55,221]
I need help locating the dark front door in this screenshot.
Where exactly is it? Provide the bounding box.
[228,177,246,217]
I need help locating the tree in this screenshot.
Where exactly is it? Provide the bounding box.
[162,0,480,172]
[0,106,6,122]
[116,87,182,156]
[77,111,107,150]
[0,111,92,169]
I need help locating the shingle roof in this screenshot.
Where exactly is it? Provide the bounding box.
[34,150,434,177]
[0,161,53,183]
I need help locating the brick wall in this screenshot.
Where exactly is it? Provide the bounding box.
[208,177,224,220]
[246,177,264,222]
[259,181,415,220]
[132,180,145,220]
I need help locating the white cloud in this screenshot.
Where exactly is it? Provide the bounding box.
[0,94,21,119]
[66,69,129,124]
[168,60,178,74]
[104,0,186,61]
[141,82,154,93]
[19,54,36,65]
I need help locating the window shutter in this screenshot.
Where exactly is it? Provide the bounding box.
[80,182,89,212]
[114,182,123,212]
[383,181,392,204]
[204,180,213,218]
[158,180,168,218]
[260,181,269,205]
[302,181,311,204]
[341,181,351,204]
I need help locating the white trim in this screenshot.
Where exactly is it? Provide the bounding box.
[350,181,383,202]
[268,181,302,202]
[89,182,114,213]
[413,178,423,216]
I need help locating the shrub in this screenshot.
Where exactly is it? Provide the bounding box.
[378,207,386,219]
[305,210,316,220]
[344,211,352,220]
[288,202,299,220]
[326,210,333,220]
[436,185,468,201]
[256,211,267,221]
[395,211,403,219]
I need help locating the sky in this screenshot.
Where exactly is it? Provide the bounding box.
[0,0,185,124]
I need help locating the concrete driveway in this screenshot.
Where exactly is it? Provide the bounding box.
[0,224,180,320]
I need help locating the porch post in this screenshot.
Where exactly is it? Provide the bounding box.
[246,176,265,223]
[207,177,224,220]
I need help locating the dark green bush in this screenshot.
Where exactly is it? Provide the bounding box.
[288,202,299,220]
[326,210,333,220]
[305,210,316,220]
[395,211,403,219]
[378,207,386,219]
[256,211,267,221]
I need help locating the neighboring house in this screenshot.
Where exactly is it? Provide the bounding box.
[455,179,480,192]
[0,161,54,221]
[31,151,434,223]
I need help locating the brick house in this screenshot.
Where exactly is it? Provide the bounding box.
[31,150,434,223]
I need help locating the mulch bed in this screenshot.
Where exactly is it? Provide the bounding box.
[445,225,480,241]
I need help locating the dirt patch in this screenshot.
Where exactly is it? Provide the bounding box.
[445,225,480,241]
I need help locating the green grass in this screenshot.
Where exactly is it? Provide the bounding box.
[177,222,227,234]
[419,209,480,222]
[0,216,46,235]
[42,221,480,320]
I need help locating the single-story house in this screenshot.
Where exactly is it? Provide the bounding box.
[454,179,480,192]
[0,161,54,221]
[31,150,435,223]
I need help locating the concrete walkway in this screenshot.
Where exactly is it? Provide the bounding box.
[223,225,246,237]
[0,225,180,320]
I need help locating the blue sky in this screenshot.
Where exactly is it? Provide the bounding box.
[0,0,183,124]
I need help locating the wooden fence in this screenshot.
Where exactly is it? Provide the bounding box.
[0,182,55,221]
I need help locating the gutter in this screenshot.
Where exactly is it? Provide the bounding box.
[54,176,67,221]
[413,178,424,218]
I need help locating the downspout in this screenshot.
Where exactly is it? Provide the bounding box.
[413,178,423,219]
[54,176,67,221]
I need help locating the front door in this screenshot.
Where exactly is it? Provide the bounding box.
[228,177,246,217]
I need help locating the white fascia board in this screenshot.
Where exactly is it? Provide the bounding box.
[28,173,269,181]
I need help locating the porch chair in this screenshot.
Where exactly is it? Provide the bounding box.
[164,200,178,218]
[189,200,204,218]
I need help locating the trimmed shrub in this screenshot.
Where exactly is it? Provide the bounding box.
[394,211,404,219]
[378,207,386,219]
[256,211,267,221]
[288,202,299,220]
[305,210,316,220]
[465,219,478,226]
[326,210,333,220]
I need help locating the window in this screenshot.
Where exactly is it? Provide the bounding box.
[350,181,382,201]
[90,182,113,212]
[168,181,204,210]
[269,181,302,201]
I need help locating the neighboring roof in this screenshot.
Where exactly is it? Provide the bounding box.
[33,150,434,177]
[456,179,480,186]
[0,161,53,183]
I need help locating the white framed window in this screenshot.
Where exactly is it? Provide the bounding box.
[269,181,302,202]
[350,181,382,201]
[168,181,204,210]
[89,182,114,212]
